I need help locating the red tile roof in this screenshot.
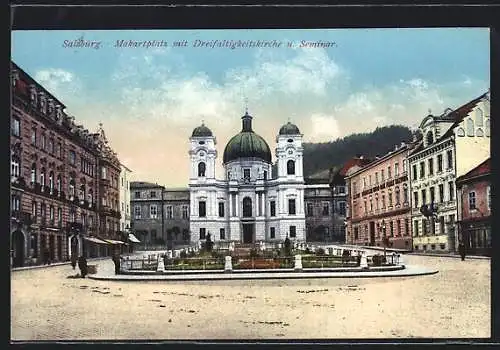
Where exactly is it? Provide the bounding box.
[456,158,491,184]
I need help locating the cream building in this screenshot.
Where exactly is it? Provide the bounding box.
[188,111,306,244]
[119,164,132,232]
[408,91,490,252]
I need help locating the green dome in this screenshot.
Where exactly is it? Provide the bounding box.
[191,123,213,137]
[279,121,301,135]
[222,111,272,164]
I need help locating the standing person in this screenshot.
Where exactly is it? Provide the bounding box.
[112,254,121,275]
[458,241,466,261]
[78,256,88,278]
[71,254,77,270]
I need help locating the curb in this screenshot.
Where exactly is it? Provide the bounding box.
[407,253,490,260]
[88,266,439,281]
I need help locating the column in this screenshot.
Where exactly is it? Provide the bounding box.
[235,193,239,217]
[229,193,233,217]
[261,192,265,216]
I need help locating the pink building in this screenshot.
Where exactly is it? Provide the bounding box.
[346,143,413,249]
[456,158,491,256]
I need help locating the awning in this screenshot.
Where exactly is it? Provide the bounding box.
[128,233,141,243]
[103,239,127,245]
[84,237,110,244]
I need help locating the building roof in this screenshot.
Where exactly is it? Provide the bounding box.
[130,181,165,189]
[438,91,489,141]
[191,123,213,137]
[456,158,490,184]
[278,121,301,136]
[223,111,272,164]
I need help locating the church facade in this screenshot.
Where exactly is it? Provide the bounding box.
[188,111,306,244]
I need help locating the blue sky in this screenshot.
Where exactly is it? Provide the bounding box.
[11,29,490,186]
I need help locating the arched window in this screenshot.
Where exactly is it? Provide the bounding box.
[243,197,253,217]
[426,131,434,145]
[31,163,37,184]
[456,127,465,137]
[69,177,75,197]
[79,184,86,201]
[49,171,54,193]
[198,162,206,177]
[475,108,484,127]
[466,119,474,136]
[485,119,490,137]
[287,160,295,175]
[476,128,484,137]
[88,189,93,205]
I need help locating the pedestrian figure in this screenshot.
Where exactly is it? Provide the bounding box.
[71,254,77,270]
[458,241,466,261]
[112,254,121,275]
[78,256,88,278]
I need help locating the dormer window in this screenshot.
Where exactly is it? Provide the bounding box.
[475,108,484,127]
[426,131,434,145]
[243,168,251,180]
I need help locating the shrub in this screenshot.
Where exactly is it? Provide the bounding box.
[249,248,259,258]
[284,237,292,256]
[316,248,326,256]
[211,250,222,259]
[180,250,188,259]
[305,247,311,254]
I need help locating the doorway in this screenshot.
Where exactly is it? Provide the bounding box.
[57,235,63,261]
[12,230,25,267]
[369,222,375,246]
[242,224,254,244]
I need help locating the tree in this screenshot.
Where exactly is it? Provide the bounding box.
[284,236,291,256]
[205,233,214,252]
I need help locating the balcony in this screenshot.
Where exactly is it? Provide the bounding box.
[99,178,111,186]
[100,205,113,216]
[11,177,27,189]
[11,211,32,225]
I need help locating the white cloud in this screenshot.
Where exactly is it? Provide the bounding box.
[308,113,341,141]
[34,68,81,103]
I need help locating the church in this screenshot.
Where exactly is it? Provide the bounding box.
[188,110,306,244]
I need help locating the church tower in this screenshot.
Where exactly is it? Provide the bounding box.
[188,122,217,183]
[276,121,304,181]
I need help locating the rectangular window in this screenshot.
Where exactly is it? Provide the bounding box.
[394,163,399,176]
[150,191,156,198]
[134,191,141,199]
[339,201,346,216]
[218,202,225,217]
[243,168,250,180]
[289,226,296,238]
[58,208,62,224]
[469,191,476,210]
[375,172,379,184]
[31,127,37,145]
[41,134,46,150]
[388,166,392,179]
[381,169,385,181]
[199,228,206,240]
[422,219,427,235]
[199,201,206,217]
[270,201,276,217]
[389,221,394,236]
[419,162,425,179]
[101,166,107,179]
[437,154,443,172]
[270,227,275,239]
[446,150,453,169]
[448,182,454,201]
[404,218,409,236]
[182,205,189,219]
[395,189,401,205]
[487,186,491,210]
[440,216,445,235]
[388,193,393,207]
[413,191,419,208]
[12,118,20,137]
[430,187,435,204]
[69,150,76,165]
[421,189,427,205]
[306,203,313,217]
[381,195,386,209]
[150,205,158,219]
[219,228,225,240]
[414,220,419,237]
[166,206,173,219]
[134,206,141,219]
[428,158,434,176]
[438,184,444,203]
[403,187,408,204]
[263,171,268,180]
[412,165,417,181]
[288,199,296,215]
[354,227,359,240]
[322,203,329,216]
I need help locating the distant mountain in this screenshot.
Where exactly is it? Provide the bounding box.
[301,125,413,178]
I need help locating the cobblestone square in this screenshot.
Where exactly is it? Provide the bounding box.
[11,255,490,340]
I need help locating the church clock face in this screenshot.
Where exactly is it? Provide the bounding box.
[287,149,294,155]
[199,151,205,157]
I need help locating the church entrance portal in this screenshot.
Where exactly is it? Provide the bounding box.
[242,224,254,244]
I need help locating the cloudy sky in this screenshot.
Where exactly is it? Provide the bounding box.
[11,29,489,186]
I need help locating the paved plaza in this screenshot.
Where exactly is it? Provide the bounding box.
[11,255,490,340]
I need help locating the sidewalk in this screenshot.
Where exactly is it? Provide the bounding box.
[407,252,490,260]
[11,256,111,272]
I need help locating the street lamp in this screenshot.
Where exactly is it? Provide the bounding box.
[381,220,388,258]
